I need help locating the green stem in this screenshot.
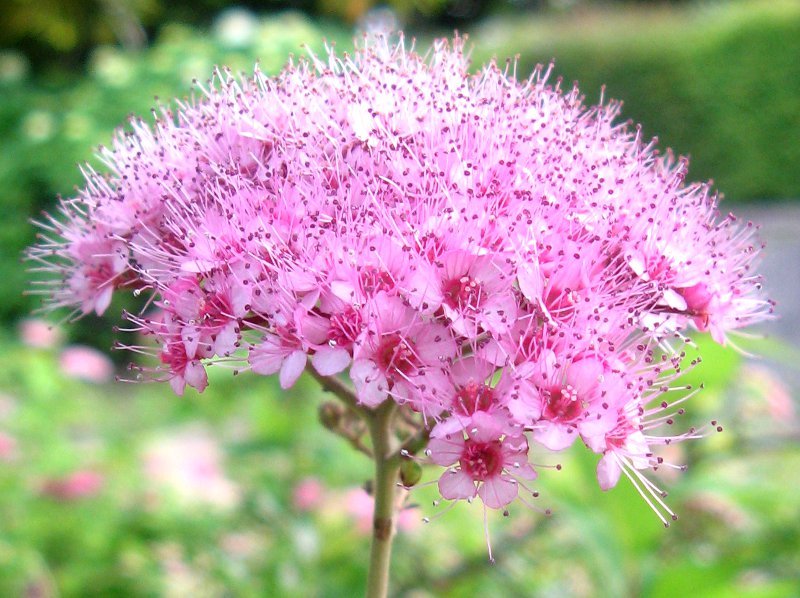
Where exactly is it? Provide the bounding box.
[305,368,401,596]
[365,401,400,598]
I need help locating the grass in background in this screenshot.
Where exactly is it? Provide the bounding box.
[0,327,797,596]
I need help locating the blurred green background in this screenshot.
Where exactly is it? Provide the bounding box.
[1,0,798,596]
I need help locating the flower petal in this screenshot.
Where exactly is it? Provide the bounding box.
[279,350,307,389]
[438,469,476,501]
[312,346,351,376]
[478,475,518,509]
[597,453,622,491]
[350,359,388,407]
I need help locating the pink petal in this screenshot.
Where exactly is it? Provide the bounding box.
[213,323,238,357]
[480,293,517,335]
[170,375,186,396]
[406,265,443,314]
[180,259,217,273]
[566,358,604,398]
[299,311,330,345]
[94,286,114,316]
[249,337,284,375]
[184,361,208,393]
[533,422,577,452]
[350,359,388,407]
[312,346,351,376]
[662,288,688,311]
[348,103,375,142]
[413,322,457,364]
[466,411,502,443]
[441,250,475,282]
[478,475,518,509]
[597,453,622,491]
[438,469,476,501]
[330,280,356,303]
[181,325,200,359]
[476,338,509,367]
[279,350,307,389]
[517,262,543,302]
[426,433,465,466]
[450,356,494,387]
[229,282,251,317]
[627,251,647,279]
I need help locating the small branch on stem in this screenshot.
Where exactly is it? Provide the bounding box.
[305,365,362,414]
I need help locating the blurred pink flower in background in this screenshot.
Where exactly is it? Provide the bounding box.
[743,365,794,422]
[344,488,419,535]
[0,432,18,462]
[292,477,325,512]
[0,393,16,421]
[143,426,240,510]
[59,345,114,383]
[41,469,104,500]
[19,318,63,349]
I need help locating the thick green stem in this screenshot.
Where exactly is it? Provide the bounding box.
[365,401,400,598]
[305,369,401,597]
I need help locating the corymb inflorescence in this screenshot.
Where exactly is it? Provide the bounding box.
[28,35,772,538]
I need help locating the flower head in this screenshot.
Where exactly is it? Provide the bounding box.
[28,34,772,528]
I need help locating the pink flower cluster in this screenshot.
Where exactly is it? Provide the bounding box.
[29,36,771,521]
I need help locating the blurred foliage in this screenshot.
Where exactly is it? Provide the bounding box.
[1,0,486,70]
[473,0,800,202]
[0,330,797,595]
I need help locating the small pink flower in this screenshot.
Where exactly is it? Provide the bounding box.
[344,487,375,535]
[343,487,419,535]
[143,427,240,510]
[293,477,325,512]
[248,307,328,389]
[59,345,114,383]
[41,469,104,500]
[66,235,128,316]
[408,250,516,338]
[428,411,536,509]
[350,293,456,411]
[19,319,62,349]
[510,351,623,452]
[0,432,18,462]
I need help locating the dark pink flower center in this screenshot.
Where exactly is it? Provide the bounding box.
[327,307,362,348]
[161,341,189,372]
[197,293,232,329]
[454,380,495,415]
[443,275,483,310]
[375,333,417,375]
[605,422,635,449]
[678,283,713,316]
[86,260,115,286]
[647,254,673,280]
[460,440,503,481]
[360,266,395,295]
[542,384,583,422]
